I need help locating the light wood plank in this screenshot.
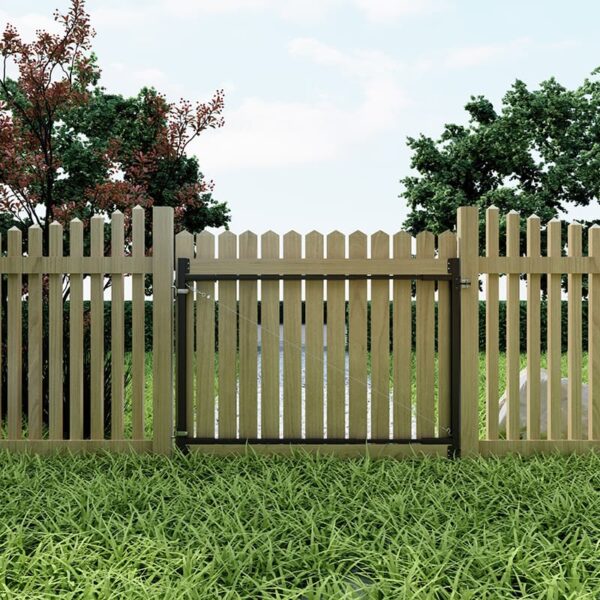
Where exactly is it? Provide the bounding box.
[49,222,63,440]
[371,231,390,439]
[283,232,302,438]
[393,232,412,439]
[27,225,43,439]
[437,230,456,437]
[326,232,346,439]
[568,223,583,439]
[260,232,280,439]
[218,231,237,439]
[239,231,258,439]
[590,226,600,440]
[506,210,520,441]
[349,231,367,439]
[485,206,500,440]
[479,440,600,457]
[547,219,562,440]
[175,230,195,436]
[196,231,216,439]
[90,216,105,440]
[131,206,145,440]
[188,258,449,277]
[7,228,22,440]
[416,231,435,438]
[526,215,541,440]
[152,207,174,454]
[478,256,598,274]
[69,219,84,440]
[111,211,125,440]
[0,439,153,454]
[457,207,480,456]
[305,231,324,439]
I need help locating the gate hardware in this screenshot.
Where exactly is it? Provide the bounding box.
[175,256,462,458]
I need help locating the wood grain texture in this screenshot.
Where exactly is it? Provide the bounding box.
[49,222,64,440]
[370,232,390,439]
[90,216,105,440]
[239,231,258,439]
[111,211,125,440]
[457,207,480,456]
[7,228,22,440]
[196,231,216,439]
[547,219,562,440]
[526,215,541,440]
[283,232,302,438]
[393,232,412,439]
[151,207,174,454]
[590,226,600,440]
[326,231,346,439]
[485,206,500,440]
[305,232,324,439]
[260,232,280,438]
[416,231,435,438]
[348,231,367,439]
[131,206,146,440]
[28,225,43,439]
[568,223,583,439]
[218,232,237,439]
[69,219,84,440]
[506,211,520,441]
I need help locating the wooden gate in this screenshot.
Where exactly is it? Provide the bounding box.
[174,231,462,458]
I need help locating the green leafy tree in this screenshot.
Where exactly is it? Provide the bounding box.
[401,69,600,255]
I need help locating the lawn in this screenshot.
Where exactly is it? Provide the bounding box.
[1,450,599,598]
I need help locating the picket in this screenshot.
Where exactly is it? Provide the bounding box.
[526,215,541,440]
[28,225,43,440]
[506,210,520,441]
[69,219,84,440]
[326,231,345,439]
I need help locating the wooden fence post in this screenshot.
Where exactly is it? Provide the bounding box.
[153,207,174,454]
[457,206,480,456]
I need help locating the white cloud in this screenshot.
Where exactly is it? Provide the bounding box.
[194,39,407,170]
[0,10,59,40]
[352,0,447,22]
[444,37,532,68]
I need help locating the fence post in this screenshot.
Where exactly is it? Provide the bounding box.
[457,206,480,456]
[153,207,174,455]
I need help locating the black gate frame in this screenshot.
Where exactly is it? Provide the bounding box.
[175,258,462,458]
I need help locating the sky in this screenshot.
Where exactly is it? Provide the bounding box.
[1,0,599,236]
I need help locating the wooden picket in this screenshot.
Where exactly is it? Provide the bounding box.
[0,204,598,457]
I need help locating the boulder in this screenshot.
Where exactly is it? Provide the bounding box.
[498,368,589,439]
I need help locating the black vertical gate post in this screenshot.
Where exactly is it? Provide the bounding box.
[175,257,190,453]
[448,257,462,458]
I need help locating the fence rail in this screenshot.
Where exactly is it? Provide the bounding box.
[0,204,599,456]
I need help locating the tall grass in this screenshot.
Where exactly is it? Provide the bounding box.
[1,450,599,597]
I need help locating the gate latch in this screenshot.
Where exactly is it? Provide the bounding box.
[460,278,471,288]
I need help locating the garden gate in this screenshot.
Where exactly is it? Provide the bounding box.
[174,232,463,458]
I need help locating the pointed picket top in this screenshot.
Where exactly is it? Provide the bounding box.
[7,227,22,256]
[326,230,345,259]
[437,229,457,258]
[527,213,540,221]
[261,230,279,258]
[132,204,145,212]
[487,204,499,211]
[112,209,123,217]
[175,230,194,259]
[195,230,215,259]
[218,230,237,259]
[349,230,367,241]
[239,230,257,257]
[283,230,302,243]
[349,230,367,259]
[589,224,600,255]
[28,223,42,230]
[371,230,389,259]
[393,230,411,257]
[49,221,63,255]
[305,230,323,258]
[416,230,434,256]
[507,209,520,215]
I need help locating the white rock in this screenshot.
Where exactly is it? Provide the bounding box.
[498,368,589,439]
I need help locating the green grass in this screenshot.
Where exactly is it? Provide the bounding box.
[1,450,600,598]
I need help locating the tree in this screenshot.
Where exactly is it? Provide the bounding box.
[0,0,229,247]
[0,0,229,436]
[401,70,600,255]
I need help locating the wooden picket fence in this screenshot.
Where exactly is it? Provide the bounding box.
[0,204,598,457]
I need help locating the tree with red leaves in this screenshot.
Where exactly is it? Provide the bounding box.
[0,0,229,247]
